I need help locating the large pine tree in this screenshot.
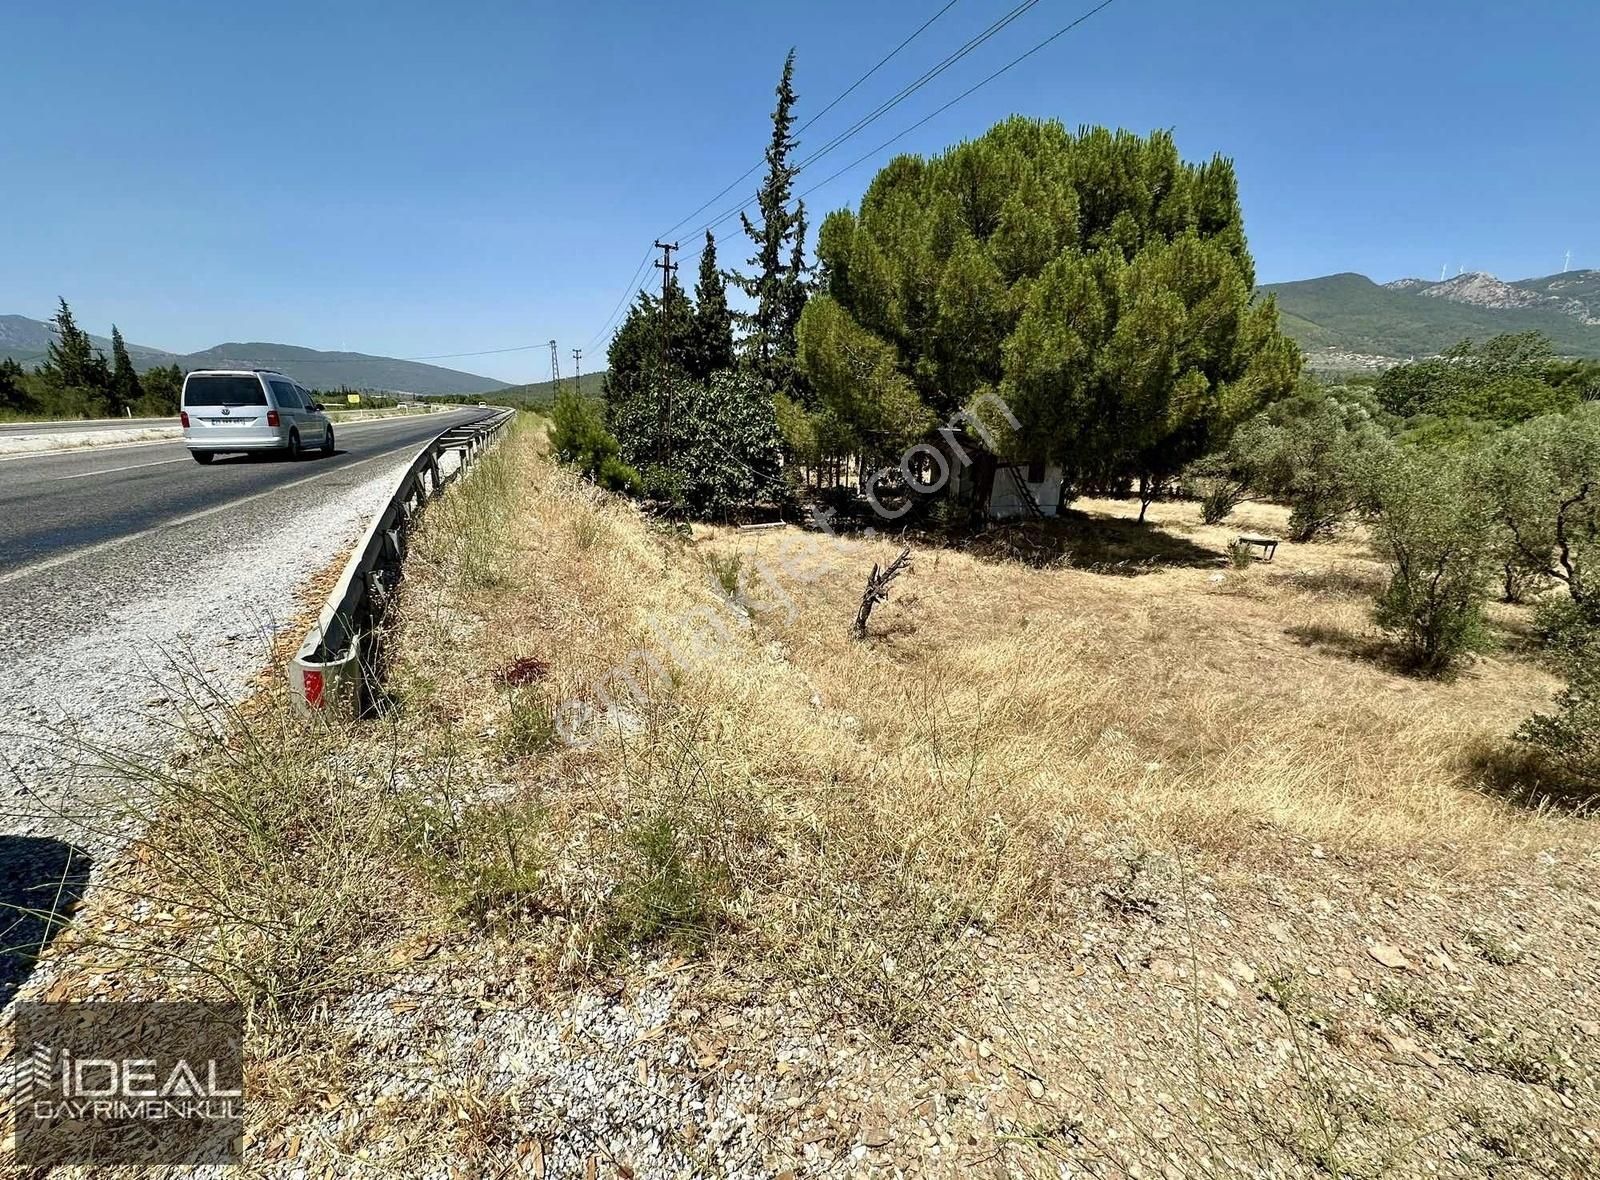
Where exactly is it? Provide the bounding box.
[689,230,734,379]
[804,120,1301,492]
[109,325,143,416]
[736,50,809,396]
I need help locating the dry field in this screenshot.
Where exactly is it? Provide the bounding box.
[10,416,1598,1178]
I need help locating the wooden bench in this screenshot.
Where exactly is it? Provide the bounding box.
[1235,533,1279,562]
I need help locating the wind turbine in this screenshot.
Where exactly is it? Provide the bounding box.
[1564,249,1572,273]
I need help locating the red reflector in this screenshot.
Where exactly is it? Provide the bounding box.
[303,669,324,707]
[267,409,280,427]
[179,410,190,427]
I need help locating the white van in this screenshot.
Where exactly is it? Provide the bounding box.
[180,369,334,464]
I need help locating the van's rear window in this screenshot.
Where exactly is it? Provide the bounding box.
[183,375,266,406]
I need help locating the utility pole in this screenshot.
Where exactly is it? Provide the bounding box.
[571,347,582,397]
[654,239,679,464]
[549,339,561,393]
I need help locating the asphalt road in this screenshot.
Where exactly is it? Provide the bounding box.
[0,416,175,436]
[0,407,489,579]
[1,407,498,1010]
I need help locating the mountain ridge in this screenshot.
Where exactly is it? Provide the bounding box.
[0,314,510,395]
[1260,268,1600,368]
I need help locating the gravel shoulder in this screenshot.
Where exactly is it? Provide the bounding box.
[0,448,425,1011]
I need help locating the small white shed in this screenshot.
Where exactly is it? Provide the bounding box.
[950,456,1065,519]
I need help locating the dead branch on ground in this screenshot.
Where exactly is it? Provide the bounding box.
[851,547,912,639]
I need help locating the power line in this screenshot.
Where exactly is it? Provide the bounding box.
[590,0,973,355]
[655,0,964,244]
[684,0,1049,242]
[401,343,546,362]
[798,0,964,135]
[793,0,1043,174]
[582,245,657,353]
[587,0,1122,362]
[797,0,1123,203]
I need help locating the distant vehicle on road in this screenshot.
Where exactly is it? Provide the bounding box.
[477,401,488,408]
[180,370,334,464]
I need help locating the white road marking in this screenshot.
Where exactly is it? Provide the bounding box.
[45,457,190,481]
[0,443,425,588]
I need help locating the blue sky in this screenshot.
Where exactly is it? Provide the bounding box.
[2,0,1595,382]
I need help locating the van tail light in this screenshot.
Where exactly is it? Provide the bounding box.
[267,409,280,427]
[179,410,190,427]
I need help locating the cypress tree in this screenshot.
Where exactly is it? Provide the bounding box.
[0,357,28,412]
[690,230,734,379]
[109,325,143,415]
[736,50,808,395]
[41,297,103,391]
[604,279,694,460]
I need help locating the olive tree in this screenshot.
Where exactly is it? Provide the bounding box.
[1243,390,1394,542]
[1483,404,1600,611]
[1366,449,1496,675]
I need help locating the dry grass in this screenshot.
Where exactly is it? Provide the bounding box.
[381,433,1587,1025]
[16,424,1596,1177]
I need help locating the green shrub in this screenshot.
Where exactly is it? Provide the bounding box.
[550,387,631,488]
[706,551,742,597]
[401,791,546,926]
[1200,479,1246,525]
[1184,454,1249,525]
[499,689,558,759]
[597,454,641,493]
[640,462,687,510]
[609,371,783,519]
[1531,596,1600,666]
[1482,404,1600,608]
[601,810,723,955]
[1515,645,1600,795]
[1367,450,1495,675]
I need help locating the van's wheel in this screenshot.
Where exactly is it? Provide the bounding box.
[191,451,215,465]
[321,426,335,456]
[287,430,303,460]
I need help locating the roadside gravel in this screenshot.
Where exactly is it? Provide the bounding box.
[0,426,181,456]
[0,455,414,859]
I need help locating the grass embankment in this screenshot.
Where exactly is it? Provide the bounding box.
[15,417,1597,1177]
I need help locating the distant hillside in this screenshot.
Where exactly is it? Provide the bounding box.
[454,372,610,409]
[0,315,178,369]
[1262,270,1600,369]
[180,342,509,395]
[0,314,508,395]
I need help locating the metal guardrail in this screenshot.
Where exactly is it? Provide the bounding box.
[286,408,516,714]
